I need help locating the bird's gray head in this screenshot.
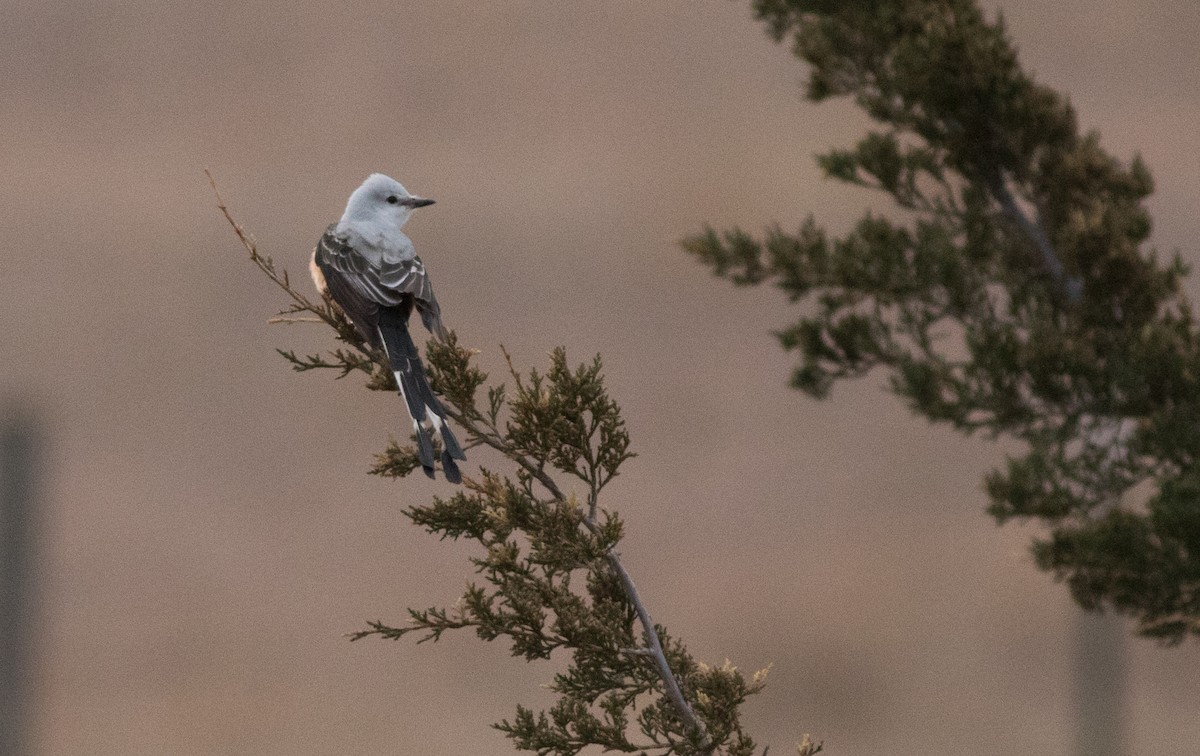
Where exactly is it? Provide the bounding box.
[338,173,435,234]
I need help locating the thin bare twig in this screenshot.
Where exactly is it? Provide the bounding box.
[268,315,324,324]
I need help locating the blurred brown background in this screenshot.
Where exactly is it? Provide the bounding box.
[3,1,1199,753]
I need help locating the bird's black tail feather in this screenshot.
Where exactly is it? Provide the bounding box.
[377,309,466,483]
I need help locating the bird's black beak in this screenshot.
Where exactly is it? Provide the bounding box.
[407,197,436,208]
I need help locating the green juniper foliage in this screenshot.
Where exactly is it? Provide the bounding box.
[358,343,772,755]
[685,0,1200,643]
[208,174,818,755]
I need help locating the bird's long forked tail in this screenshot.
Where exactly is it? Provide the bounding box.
[376,310,467,484]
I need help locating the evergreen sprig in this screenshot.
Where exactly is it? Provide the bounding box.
[208,172,821,754]
[685,0,1200,643]
[360,341,767,754]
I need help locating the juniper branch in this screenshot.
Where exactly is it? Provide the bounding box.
[688,0,1199,644]
[595,533,708,749]
[985,170,1082,302]
[426,355,712,750]
[209,174,795,753]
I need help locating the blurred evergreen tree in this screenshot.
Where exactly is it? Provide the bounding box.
[685,0,1200,644]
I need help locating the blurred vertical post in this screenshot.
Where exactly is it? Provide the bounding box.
[1074,611,1126,756]
[0,407,40,756]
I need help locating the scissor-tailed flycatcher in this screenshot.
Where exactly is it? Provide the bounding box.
[311,173,466,483]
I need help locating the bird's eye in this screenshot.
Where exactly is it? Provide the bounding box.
[386,195,399,204]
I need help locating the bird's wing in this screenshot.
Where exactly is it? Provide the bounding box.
[315,227,437,305]
[398,260,447,341]
[315,226,448,341]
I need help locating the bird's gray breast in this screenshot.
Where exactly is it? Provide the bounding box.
[338,225,415,265]
[380,233,416,263]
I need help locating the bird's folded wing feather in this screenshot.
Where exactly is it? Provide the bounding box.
[315,226,438,308]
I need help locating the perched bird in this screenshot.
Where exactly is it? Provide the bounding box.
[310,173,466,483]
